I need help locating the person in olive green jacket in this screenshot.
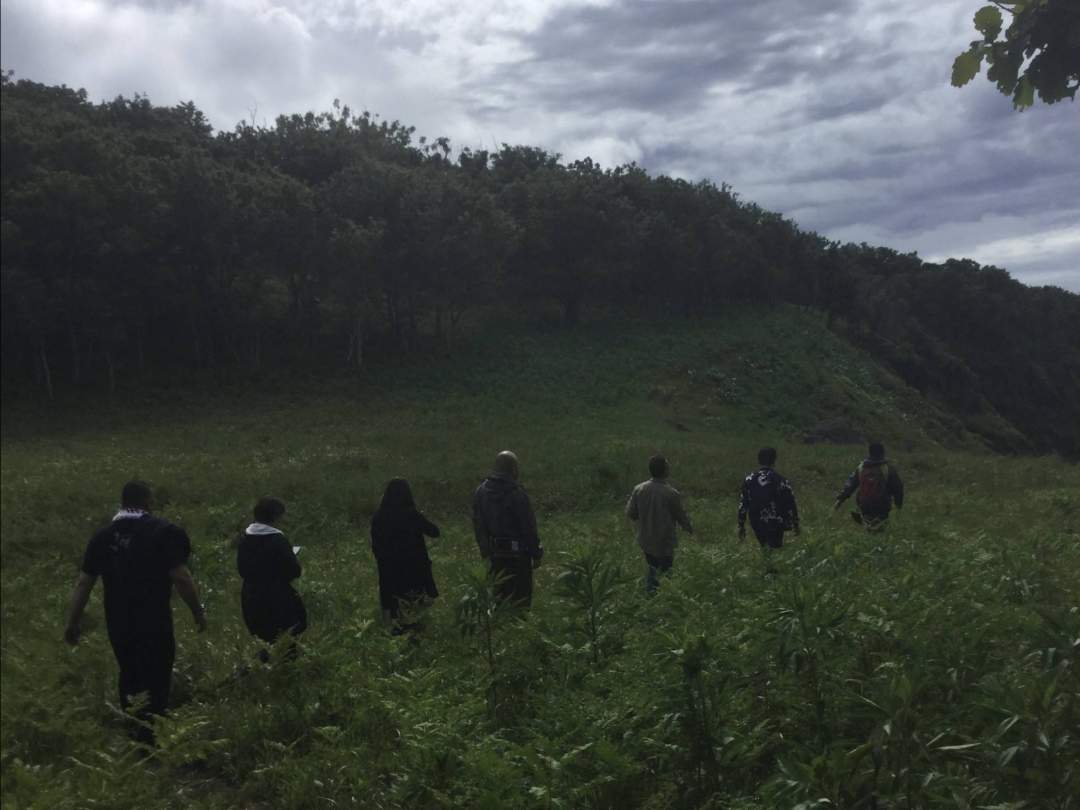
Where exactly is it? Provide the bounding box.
[625,455,693,592]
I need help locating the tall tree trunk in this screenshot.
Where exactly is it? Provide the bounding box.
[386,291,400,346]
[39,342,54,400]
[563,295,580,327]
[448,310,461,355]
[190,316,203,370]
[136,325,146,373]
[68,323,81,384]
[206,317,217,369]
[105,351,116,394]
[353,315,364,372]
[408,307,418,352]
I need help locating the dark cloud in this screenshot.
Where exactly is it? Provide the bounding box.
[486,1,1076,286]
[102,0,203,8]
[473,0,862,117]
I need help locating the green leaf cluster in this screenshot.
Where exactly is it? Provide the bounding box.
[952,1,1080,108]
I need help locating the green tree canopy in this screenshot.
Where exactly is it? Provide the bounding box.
[2,72,1079,456]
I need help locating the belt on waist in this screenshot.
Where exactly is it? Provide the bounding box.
[492,538,525,554]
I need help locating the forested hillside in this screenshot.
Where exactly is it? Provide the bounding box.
[2,73,1078,455]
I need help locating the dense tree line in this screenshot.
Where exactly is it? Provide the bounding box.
[2,74,1078,455]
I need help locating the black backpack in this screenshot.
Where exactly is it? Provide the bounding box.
[748,470,779,514]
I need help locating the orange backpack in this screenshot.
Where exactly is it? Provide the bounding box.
[857,462,889,508]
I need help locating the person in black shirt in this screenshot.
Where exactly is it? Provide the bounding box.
[64,481,206,738]
[472,451,543,607]
[738,447,801,550]
[371,479,440,631]
[237,498,306,656]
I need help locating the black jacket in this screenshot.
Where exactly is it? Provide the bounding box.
[472,475,542,559]
[738,467,800,532]
[237,527,305,641]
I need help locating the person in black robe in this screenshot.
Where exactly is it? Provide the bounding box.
[237,497,306,658]
[370,478,440,631]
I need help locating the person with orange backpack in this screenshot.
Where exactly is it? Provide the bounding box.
[833,442,904,531]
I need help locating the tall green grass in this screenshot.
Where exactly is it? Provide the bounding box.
[2,312,1077,808]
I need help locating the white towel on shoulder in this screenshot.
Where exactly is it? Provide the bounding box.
[245,522,283,536]
[113,509,149,521]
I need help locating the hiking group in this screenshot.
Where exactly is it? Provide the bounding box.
[63,442,903,740]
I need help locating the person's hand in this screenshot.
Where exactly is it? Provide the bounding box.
[193,608,208,633]
[64,622,81,646]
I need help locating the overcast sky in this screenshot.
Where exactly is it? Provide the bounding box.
[3,0,1077,290]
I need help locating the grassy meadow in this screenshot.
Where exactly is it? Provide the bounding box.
[2,311,1078,809]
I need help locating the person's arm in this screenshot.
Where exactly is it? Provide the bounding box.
[834,469,859,508]
[169,565,207,632]
[472,491,490,559]
[737,478,750,536]
[783,479,801,534]
[370,518,384,559]
[64,572,97,645]
[670,489,693,534]
[418,513,441,538]
[625,490,639,521]
[277,535,302,580]
[516,489,543,561]
[891,468,904,509]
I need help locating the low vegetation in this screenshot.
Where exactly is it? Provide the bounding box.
[2,315,1077,808]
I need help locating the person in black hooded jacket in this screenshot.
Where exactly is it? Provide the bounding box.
[371,478,440,629]
[472,450,543,607]
[834,443,904,531]
[237,497,306,656]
